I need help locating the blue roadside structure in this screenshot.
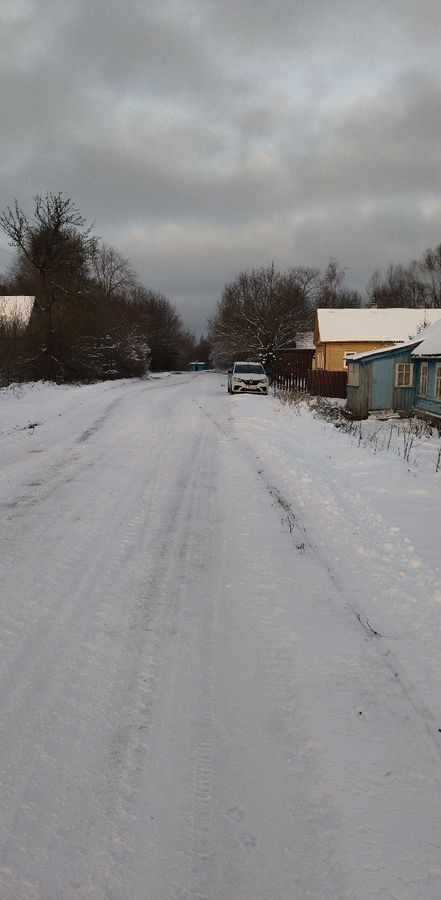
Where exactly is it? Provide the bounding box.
[346,317,441,423]
[411,317,441,423]
[346,342,419,419]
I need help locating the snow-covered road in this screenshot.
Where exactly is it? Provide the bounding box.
[0,373,440,900]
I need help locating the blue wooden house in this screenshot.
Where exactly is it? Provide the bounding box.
[346,317,441,422]
[411,317,441,424]
[346,342,419,419]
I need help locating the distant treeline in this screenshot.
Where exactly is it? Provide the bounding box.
[1,192,440,382]
[208,249,441,368]
[0,192,208,384]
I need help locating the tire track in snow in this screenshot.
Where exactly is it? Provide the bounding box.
[0,463,164,867]
[96,419,222,900]
[199,402,441,757]
[102,433,210,896]
[262,478,441,759]
[0,382,201,897]
[198,388,441,899]
[172,451,221,900]
[0,384,149,525]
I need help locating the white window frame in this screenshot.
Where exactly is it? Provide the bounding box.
[435,363,441,400]
[395,362,414,388]
[347,362,360,387]
[343,351,356,370]
[419,362,428,397]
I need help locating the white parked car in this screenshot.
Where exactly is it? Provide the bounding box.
[227,361,269,395]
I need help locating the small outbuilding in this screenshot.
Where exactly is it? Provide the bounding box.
[346,316,441,421]
[189,361,206,372]
[346,342,420,419]
[275,332,315,374]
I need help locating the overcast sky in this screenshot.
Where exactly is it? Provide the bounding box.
[1,0,440,333]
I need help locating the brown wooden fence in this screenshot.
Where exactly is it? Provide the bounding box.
[273,368,348,399]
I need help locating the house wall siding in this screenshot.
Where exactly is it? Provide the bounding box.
[314,341,395,371]
[347,368,370,418]
[413,359,441,418]
[392,384,416,412]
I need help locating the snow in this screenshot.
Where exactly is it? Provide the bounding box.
[412,315,441,356]
[0,373,440,899]
[316,306,441,342]
[351,338,420,360]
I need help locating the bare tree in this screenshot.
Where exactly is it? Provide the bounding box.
[90,243,136,302]
[193,335,212,366]
[367,263,427,308]
[315,258,362,309]
[292,265,321,307]
[128,287,195,370]
[417,244,441,308]
[209,263,312,368]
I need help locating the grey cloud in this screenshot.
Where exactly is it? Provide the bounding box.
[201,0,441,73]
[0,0,441,334]
[294,73,441,205]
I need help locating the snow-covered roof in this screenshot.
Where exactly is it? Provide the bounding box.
[351,339,421,362]
[0,296,34,324]
[411,316,441,357]
[315,308,441,343]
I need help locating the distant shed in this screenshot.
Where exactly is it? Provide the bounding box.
[274,333,315,374]
[189,361,206,372]
[275,347,315,372]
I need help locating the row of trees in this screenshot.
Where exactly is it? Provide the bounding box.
[2,191,440,381]
[0,193,196,383]
[208,259,361,367]
[367,247,441,309]
[209,246,441,367]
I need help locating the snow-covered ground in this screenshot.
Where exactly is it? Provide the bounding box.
[0,372,440,900]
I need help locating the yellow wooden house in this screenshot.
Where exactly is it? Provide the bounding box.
[312,308,441,372]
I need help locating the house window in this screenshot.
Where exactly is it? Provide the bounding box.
[436,364,441,400]
[419,362,428,397]
[347,362,360,386]
[343,351,356,369]
[395,362,414,388]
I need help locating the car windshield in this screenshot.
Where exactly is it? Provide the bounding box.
[234,364,264,374]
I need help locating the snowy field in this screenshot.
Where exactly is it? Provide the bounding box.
[0,371,440,900]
